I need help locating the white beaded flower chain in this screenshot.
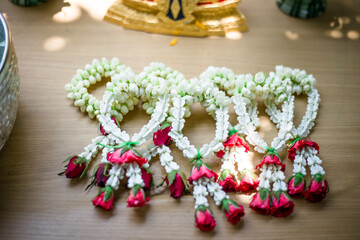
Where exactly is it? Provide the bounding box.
[61,59,328,231]
[264,66,329,203]
[202,66,296,218]
[166,77,245,229]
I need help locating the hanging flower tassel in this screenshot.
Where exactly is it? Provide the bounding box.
[59,136,109,178]
[61,155,88,179]
[189,159,244,230]
[238,170,259,193]
[221,199,245,225]
[231,136,258,193]
[192,178,215,231]
[195,205,216,232]
[189,160,217,231]
[92,185,114,211]
[217,132,241,192]
[206,180,245,225]
[287,144,307,198]
[157,145,188,198]
[126,162,150,207]
[217,131,258,193]
[93,143,150,210]
[140,167,153,191]
[193,180,216,231]
[92,163,124,210]
[288,138,329,202]
[250,166,272,215]
[271,164,294,218]
[86,162,112,190]
[251,152,294,218]
[127,185,150,208]
[218,169,237,192]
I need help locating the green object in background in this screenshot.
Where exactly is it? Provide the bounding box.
[276,0,327,19]
[10,0,47,6]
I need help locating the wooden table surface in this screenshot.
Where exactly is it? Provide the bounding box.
[0,0,359,239]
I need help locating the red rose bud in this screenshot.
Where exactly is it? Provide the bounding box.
[218,170,237,192]
[165,171,186,198]
[249,188,271,215]
[237,170,259,192]
[141,167,153,191]
[288,138,319,161]
[287,173,306,198]
[107,149,147,167]
[65,156,87,178]
[92,186,114,211]
[271,191,294,218]
[95,163,110,187]
[223,133,250,151]
[216,150,225,158]
[127,185,149,208]
[222,199,245,225]
[305,174,329,203]
[188,164,218,184]
[256,154,285,172]
[153,125,172,146]
[195,205,216,231]
[100,117,118,136]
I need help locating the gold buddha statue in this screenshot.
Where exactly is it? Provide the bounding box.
[104,0,248,37]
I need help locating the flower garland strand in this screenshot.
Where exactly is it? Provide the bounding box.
[62,60,328,231]
[167,78,245,231]
[65,57,131,119]
[203,67,296,217]
[200,68,260,194]
[265,66,329,202]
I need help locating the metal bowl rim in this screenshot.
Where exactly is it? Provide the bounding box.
[0,12,9,75]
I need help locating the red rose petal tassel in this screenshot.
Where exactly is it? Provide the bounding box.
[218,170,237,192]
[59,155,88,179]
[222,199,245,225]
[127,185,149,208]
[250,188,272,215]
[92,186,114,211]
[166,170,187,198]
[195,205,216,232]
[271,191,294,218]
[237,170,259,193]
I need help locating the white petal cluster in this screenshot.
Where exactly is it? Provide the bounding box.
[233,146,253,171]
[158,145,180,173]
[139,142,158,164]
[65,57,125,118]
[272,165,287,192]
[293,154,307,175]
[192,179,209,209]
[106,163,125,190]
[220,145,252,176]
[126,162,145,188]
[220,149,237,174]
[258,164,287,192]
[206,181,229,206]
[78,136,106,161]
[297,147,325,177]
[296,89,320,137]
[137,62,186,114]
[258,164,272,190]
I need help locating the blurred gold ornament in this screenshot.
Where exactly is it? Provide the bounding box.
[104,0,248,37]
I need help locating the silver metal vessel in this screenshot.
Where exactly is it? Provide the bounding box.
[0,13,19,150]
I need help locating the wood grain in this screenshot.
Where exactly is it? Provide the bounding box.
[0,0,359,239]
